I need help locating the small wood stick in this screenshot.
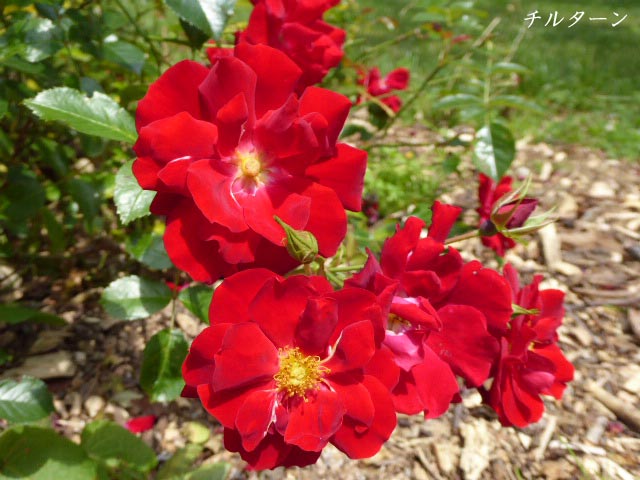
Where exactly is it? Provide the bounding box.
[587,382,640,433]
[534,415,557,461]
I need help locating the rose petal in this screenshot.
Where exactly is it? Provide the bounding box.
[212,323,279,391]
[305,143,367,211]
[136,60,209,129]
[235,389,277,451]
[284,389,344,451]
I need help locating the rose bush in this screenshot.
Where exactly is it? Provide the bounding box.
[1,0,578,476]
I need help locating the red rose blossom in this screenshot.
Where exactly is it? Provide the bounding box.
[358,67,410,113]
[134,43,366,283]
[347,204,509,417]
[484,265,574,427]
[234,0,345,90]
[182,269,397,470]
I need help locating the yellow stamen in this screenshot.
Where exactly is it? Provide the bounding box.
[388,313,411,332]
[237,151,262,178]
[274,347,329,399]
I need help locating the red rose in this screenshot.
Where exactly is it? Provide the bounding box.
[487,331,574,428]
[134,43,366,283]
[182,269,397,469]
[378,212,513,334]
[503,264,565,344]
[236,0,345,90]
[347,206,508,417]
[485,265,574,427]
[358,67,410,113]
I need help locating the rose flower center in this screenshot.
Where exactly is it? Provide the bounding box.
[237,151,262,178]
[387,313,411,333]
[274,347,328,399]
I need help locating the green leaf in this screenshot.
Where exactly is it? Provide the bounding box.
[179,18,209,48]
[491,62,531,75]
[0,55,47,76]
[4,16,64,63]
[490,95,544,113]
[140,329,188,403]
[41,209,66,254]
[34,138,72,177]
[101,275,172,321]
[156,444,203,480]
[24,17,63,62]
[81,420,157,475]
[441,154,461,175]
[187,463,230,480]
[126,232,173,270]
[165,0,237,40]
[114,160,155,225]
[340,123,373,141]
[0,377,54,423]
[103,40,146,74]
[24,87,136,143]
[473,122,515,181]
[432,93,482,111]
[67,178,102,225]
[0,349,12,367]
[1,167,46,234]
[179,285,212,323]
[0,99,8,120]
[0,426,98,480]
[0,304,66,326]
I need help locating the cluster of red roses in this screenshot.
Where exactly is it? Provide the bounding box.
[132,0,573,470]
[177,202,573,469]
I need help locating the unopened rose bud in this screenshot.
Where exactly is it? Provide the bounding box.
[274,216,318,264]
[491,198,538,230]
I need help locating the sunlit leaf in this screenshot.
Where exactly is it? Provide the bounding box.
[126,232,173,270]
[0,377,54,424]
[103,40,146,74]
[165,0,237,40]
[140,329,188,403]
[24,87,136,143]
[114,160,155,225]
[473,122,515,181]
[178,285,213,323]
[101,275,172,321]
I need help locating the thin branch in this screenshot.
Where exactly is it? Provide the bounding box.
[444,230,480,245]
[113,0,164,70]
